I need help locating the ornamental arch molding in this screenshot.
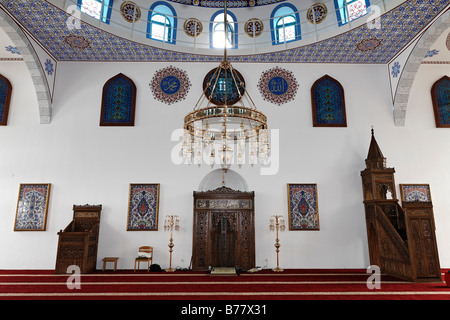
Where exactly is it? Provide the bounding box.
[393,8,450,126]
[0,9,52,124]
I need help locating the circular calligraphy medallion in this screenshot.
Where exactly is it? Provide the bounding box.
[258,67,298,106]
[268,76,289,95]
[150,66,191,105]
[160,75,181,95]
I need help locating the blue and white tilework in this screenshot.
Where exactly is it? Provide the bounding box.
[0,0,448,63]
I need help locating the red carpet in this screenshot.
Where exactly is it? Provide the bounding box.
[0,269,449,301]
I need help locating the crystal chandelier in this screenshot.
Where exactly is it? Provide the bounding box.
[182,1,269,167]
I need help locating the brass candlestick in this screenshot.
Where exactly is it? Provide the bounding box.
[269,215,285,272]
[164,215,180,272]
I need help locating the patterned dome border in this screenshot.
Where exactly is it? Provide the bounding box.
[166,0,285,8]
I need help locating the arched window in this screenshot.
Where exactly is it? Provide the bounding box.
[431,76,450,128]
[147,2,177,44]
[77,0,114,24]
[335,0,370,26]
[0,74,12,126]
[100,73,136,126]
[270,3,301,45]
[311,75,347,127]
[210,10,238,49]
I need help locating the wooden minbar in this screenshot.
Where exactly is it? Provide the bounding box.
[55,204,102,274]
[192,187,255,271]
[361,130,441,282]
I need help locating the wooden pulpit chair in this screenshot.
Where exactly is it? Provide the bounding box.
[134,246,153,272]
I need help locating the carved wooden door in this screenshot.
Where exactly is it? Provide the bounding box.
[192,187,255,271]
[211,213,236,267]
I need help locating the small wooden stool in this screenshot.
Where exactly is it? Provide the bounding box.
[102,257,119,271]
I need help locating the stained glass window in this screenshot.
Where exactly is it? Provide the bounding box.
[77,0,113,24]
[311,75,347,127]
[100,73,136,126]
[335,0,370,26]
[0,74,12,126]
[270,4,301,45]
[210,10,237,49]
[147,2,177,44]
[431,76,450,127]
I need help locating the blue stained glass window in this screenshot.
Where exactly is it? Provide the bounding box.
[77,0,114,24]
[147,2,177,44]
[311,75,347,127]
[0,74,12,126]
[270,3,301,45]
[100,73,136,126]
[335,0,371,26]
[431,76,450,127]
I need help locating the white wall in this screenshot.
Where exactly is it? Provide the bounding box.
[0,59,449,270]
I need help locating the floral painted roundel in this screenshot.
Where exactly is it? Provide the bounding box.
[150,66,191,105]
[257,67,298,106]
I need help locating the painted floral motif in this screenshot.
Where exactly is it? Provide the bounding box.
[288,184,319,230]
[5,45,20,55]
[244,18,263,37]
[127,184,159,231]
[401,185,431,202]
[424,49,439,58]
[120,1,141,23]
[150,66,191,105]
[63,34,91,50]
[14,184,51,231]
[44,59,54,76]
[356,37,383,52]
[391,61,401,78]
[184,18,203,37]
[257,67,298,106]
[307,3,328,24]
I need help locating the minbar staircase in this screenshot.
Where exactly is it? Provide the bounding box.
[361,130,441,282]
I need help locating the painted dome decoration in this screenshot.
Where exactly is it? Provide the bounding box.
[166,0,285,8]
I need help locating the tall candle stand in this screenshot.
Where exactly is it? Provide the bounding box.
[164,215,179,272]
[269,215,285,272]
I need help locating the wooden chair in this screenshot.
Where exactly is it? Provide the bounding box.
[134,246,153,272]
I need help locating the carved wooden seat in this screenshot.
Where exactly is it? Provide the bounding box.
[55,205,102,274]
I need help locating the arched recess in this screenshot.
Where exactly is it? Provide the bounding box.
[393,9,450,126]
[0,9,52,124]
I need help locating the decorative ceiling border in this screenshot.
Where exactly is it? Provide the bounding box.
[0,0,448,64]
[166,0,286,8]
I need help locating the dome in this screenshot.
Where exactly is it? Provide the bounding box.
[198,169,249,192]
